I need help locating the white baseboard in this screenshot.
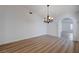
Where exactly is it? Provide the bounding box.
[0,33,47,45]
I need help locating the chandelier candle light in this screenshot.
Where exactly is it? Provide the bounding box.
[44,5,53,23]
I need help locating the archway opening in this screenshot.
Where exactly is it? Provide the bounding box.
[61,18,74,40]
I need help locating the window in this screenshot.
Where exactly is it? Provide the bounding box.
[70,24,73,30]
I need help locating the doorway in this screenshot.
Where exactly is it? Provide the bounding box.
[61,18,74,40]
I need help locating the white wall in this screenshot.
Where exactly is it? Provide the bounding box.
[75,13,79,41]
[0,7,6,44]
[0,6,47,45]
[47,19,58,36]
[76,21,79,41]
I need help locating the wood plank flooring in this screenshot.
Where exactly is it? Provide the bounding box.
[0,35,75,53]
[74,41,79,53]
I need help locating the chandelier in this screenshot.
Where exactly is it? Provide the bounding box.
[44,5,53,23]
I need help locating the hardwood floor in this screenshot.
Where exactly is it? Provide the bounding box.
[74,41,79,53]
[0,35,75,53]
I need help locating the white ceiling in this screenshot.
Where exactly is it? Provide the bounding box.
[25,5,78,18]
[0,5,78,19]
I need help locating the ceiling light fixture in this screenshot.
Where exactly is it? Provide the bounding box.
[44,5,53,23]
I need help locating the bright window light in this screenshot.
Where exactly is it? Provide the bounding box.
[70,24,73,30]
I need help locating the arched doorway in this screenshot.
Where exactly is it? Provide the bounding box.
[61,18,73,40]
[58,16,77,41]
